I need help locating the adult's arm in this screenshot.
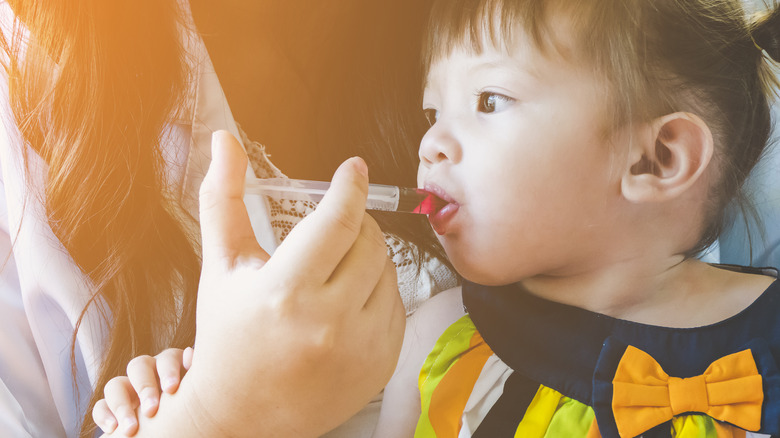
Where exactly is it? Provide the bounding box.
[0,206,64,437]
[103,131,405,437]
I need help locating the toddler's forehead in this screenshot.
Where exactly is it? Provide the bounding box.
[425,7,589,80]
[425,23,589,85]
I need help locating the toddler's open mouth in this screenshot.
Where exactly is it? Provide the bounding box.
[420,185,459,235]
[411,189,448,215]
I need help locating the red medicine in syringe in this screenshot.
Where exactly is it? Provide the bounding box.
[401,188,448,215]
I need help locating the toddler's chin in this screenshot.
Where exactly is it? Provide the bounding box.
[449,256,516,287]
[437,233,523,286]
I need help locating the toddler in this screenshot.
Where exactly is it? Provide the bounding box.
[96,0,780,436]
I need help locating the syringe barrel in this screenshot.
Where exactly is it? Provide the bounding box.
[246,178,401,211]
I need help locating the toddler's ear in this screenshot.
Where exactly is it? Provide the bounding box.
[621,112,714,202]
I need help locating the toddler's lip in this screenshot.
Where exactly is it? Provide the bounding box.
[422,183,456,205]
[429,203,459,235]
[422,183,459,235]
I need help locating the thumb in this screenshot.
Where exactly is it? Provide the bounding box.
[199,130,269,268]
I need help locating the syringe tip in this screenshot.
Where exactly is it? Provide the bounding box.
[398,188,447,215]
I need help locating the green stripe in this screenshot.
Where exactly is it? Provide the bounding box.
[416,315,479,437]
[543,395,595,437]
[671,415,721,437]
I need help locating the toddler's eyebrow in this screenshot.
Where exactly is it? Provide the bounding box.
[469,59,541,84]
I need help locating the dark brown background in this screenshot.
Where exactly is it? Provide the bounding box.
[190,1,434,184]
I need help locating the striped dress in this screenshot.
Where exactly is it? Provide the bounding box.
[415,268,780,438]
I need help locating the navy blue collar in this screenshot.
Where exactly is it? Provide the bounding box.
[462,266,780,406]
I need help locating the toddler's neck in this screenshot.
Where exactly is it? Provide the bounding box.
[518,258,774,328]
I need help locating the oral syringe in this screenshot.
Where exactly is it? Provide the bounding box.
[244,178,446,215]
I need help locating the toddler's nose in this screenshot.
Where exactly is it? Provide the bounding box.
[418,121,462,167]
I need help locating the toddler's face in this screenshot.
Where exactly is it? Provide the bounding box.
[418,38,631,285]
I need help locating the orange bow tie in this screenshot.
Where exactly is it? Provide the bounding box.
[611,346,764,438]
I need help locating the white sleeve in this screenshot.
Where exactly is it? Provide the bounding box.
[0,378,35,438]
[0,157,67,437]
[0,5,92,436]
[0,5,68,437]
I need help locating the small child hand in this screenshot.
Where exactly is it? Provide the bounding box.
[92,346,193,435]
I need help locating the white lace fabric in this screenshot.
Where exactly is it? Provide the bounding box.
[241,131,459,315]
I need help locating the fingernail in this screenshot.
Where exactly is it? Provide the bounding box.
[183,346,194,370]
[141,395,158,414]
[140,387,156,399]
[101,417,117,433]
[122,417,137,433]
[352,157,368,177]
[162,377,178,392]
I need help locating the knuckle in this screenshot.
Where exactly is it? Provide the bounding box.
[137,385,159,402]
[256,281,304,321]
[262,280,295,309]
[373,257,399,290]
[360,215,387,249]
[198,185,243,214]
[92,399,107,418]
[157,348,183,363]
[127,355,153,375]
[303,324,338,358]
[198,184,220,210]
[319,207,364,236]
[103,376,127,397]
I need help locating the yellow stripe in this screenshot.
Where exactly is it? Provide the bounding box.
[514,386,563,438]
[671,415,748,438]
[416,315,492,437]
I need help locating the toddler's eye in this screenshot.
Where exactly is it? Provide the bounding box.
[423,108,439,126]
[477,92,513,114]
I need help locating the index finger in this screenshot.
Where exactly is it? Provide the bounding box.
[264,157,370,283]
[199,130,270,268]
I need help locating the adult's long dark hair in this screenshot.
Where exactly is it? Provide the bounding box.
[1,1,200,436]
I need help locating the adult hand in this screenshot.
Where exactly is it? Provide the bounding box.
[114,131,405,437]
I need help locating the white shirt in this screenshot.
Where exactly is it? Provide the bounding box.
[0,3,278,436]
